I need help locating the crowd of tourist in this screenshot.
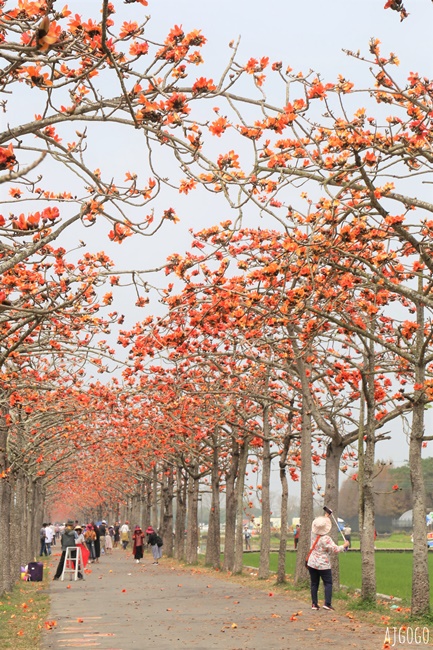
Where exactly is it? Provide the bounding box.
[39,519,164,579]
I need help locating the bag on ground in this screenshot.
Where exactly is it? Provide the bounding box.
[27,561,44,581]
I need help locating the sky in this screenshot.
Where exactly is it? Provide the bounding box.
[3,0,433,488]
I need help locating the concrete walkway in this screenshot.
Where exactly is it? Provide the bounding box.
[43,548,416,650]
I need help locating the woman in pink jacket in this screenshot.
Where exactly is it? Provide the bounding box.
[306,514,349,611]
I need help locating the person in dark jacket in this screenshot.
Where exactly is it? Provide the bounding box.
[113,522,120,548]
[53,520,82,580]
[92,521,101,562]
[39,523,47,556]
[146,526,162,565]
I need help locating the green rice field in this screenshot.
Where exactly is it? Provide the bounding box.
[243,550,433,605]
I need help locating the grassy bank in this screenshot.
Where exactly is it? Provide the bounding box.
[0,563,50,650]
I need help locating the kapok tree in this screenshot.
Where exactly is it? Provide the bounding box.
[160,223,416,589]
[153,38,433,613]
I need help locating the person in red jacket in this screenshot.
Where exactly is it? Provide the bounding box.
[132,526,145,563]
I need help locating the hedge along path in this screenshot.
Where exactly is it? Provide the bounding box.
[41,549,421,650]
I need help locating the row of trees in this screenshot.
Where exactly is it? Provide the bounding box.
[0,0,432,617]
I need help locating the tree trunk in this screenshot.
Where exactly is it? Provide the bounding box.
[185,470,199,564]
[410,293,429,615]
[277,432,292,584]
[295,401,313,584]
[410,420,429,615]
[0,395,12,594]
[223,439,239,572]
[152,465,158,529]
[205,441,221,568]
[161,466,174,557]
[0,478,12,594]
[11,472,26,583]
[139,480,148,530]
[145,481,152,533]
[258,405,271,579]
[359,339,377,602]
[174,467,186,561]
[130,493,140,528]
[33,479,45,558]
[325,439,345,589]
[233,440,249,574]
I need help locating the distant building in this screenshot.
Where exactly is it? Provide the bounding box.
[398,510,412,526]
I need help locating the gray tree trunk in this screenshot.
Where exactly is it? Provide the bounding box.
[233,440,249,574]
[12,473,25,582]
[174,467,187,560]
[295,402,313,584]
[223,439,239,572]
[185,470,199,564]
[145,481,152,533]
[0,479,12,594]
[205,441,221,568]
[359,339,377,602]
[325,439,345,588]
[410,294,430,615]
[161,466,174,557]
[277,430,292,584]
[258,405,271,579]
[152,465,158,529]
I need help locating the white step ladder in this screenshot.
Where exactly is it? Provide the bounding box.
[61,546,85,581]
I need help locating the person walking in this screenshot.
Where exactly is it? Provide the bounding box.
[75,525,90,567]
[39,523,47,557]
[244,526,251,551]
[84,524,97,563]
[99,521,107,556]
[113,522,120,548]
[92,521,101,562]
[120,521,130,550]
[53,520,82,580]
[293,524,301,550]
[45,524,54,555]
[105,526,113,554]
[306,514,349,611]
[146,526,162,565]
[132,526,145,563]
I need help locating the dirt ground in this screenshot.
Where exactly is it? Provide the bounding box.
[42,548,428,650]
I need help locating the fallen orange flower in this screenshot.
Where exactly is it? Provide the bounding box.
[44,620,57,630]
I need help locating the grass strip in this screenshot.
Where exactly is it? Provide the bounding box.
[0,563,51,649]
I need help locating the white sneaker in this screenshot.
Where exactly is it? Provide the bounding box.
[135,559,139,563]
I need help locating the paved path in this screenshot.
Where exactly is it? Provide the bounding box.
[42,548,421,650]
